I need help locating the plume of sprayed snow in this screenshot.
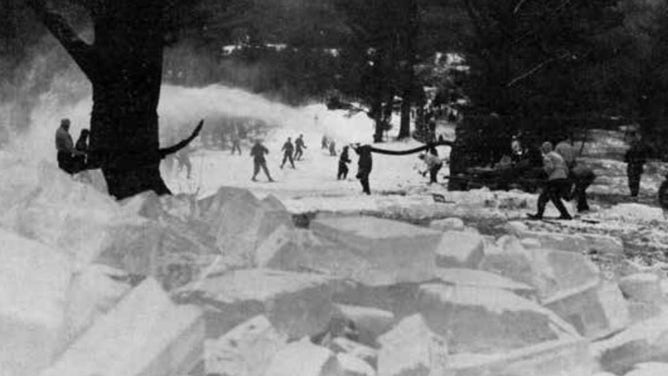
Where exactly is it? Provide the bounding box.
[10,82,375,164]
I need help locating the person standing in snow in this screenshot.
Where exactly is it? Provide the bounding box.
[353,144,373,195]
[555,135,577,170]
[294,134,307,160]
[176,145,193,179]
[230,126,242,155]
[55,118,81,174]
[337,146,351,180]
[418,153,443,184]
[251,139,274,182]
[528,141,572,220]
[625,132,649,198]
[321,135,329,149]
[329,139,337,156]
[570,164,595,213]
[280,137,295,169]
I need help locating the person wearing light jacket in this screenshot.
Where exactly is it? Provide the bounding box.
[528,141,572,220]
[419,153,444,184]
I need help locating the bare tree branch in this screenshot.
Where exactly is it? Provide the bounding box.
[159,119,205,158]
[513,0,529,14]
[506,52,570,87]
[26,0,96,78]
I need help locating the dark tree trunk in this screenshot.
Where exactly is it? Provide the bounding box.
[88,1,169,199]
[398,0,418,140]
[27,0,193,199]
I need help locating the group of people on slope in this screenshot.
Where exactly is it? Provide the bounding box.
[278,135,307,170]
[55,118,90,175]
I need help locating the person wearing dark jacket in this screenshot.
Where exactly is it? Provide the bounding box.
[294,134,307,160]
[338,146,351,180]
[280,137,295,169]
[353,144,372,194]
[72,129,90,173]
[55,118,81,174]
[625,133,649,198]
[251,140,274,182]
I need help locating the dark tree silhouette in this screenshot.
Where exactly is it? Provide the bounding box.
[27,0,203,199]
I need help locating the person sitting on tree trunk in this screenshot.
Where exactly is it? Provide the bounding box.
[353,144,372,195]
[625,132,649,198]
[338,146,351,180]
[55,118,82,174]
[280,137,295,169]
[251,139,274,182]
[294,134,307,160]
[418,153,443,184]
[528,141,572,220]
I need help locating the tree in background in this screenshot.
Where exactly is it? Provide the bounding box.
[448,0,625,187]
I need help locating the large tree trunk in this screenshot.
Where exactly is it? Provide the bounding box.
[88,2,169,199]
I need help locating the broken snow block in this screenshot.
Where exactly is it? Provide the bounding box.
[198,188,293,266]
[502,221,529,237]
[330,337,378,368]
[520,238,542,250]
[418,284,579,354]
[377,314,448,376]
[544,281,630,339]
[620,274,664,322]
[620,274,664,303]
[516,231,588,254]
[332,281,422,320]
[434,268,536,299]
[593,310,668,375]
[334,304,395,346]
[434,231,485,269]
[430,217,465,232]
[337,353,375,376]
[264,339,342,376]
[205,315,288,376]
[446,336,593,376]
[176,269,336,340]
[311,216,439,285]
[480,236,602,302]
[59,264,132,353]
[95,216,216,290]
[0,229,72,376]
[41,278,204,376]
[625,363,668,376]
[255,225,302,269]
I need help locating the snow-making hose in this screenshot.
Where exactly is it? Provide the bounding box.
[367,140,454,156]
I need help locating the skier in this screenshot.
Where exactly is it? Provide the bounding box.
[321,135,329,149]
[55,118,80,174]
[72,129,90,173]
[251,139,274,182]
[337,146,351,180]
[294,134,307,160]
[353,144,373,195]
[231,126,242,155]
[418,153,443,184]
[528,141,572,220]
[625,132,649,198]
[570,164,596,213]
[175,145,193,179]
[329,139,337,156]
[280,137,296,169]
[555,135,577,170]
